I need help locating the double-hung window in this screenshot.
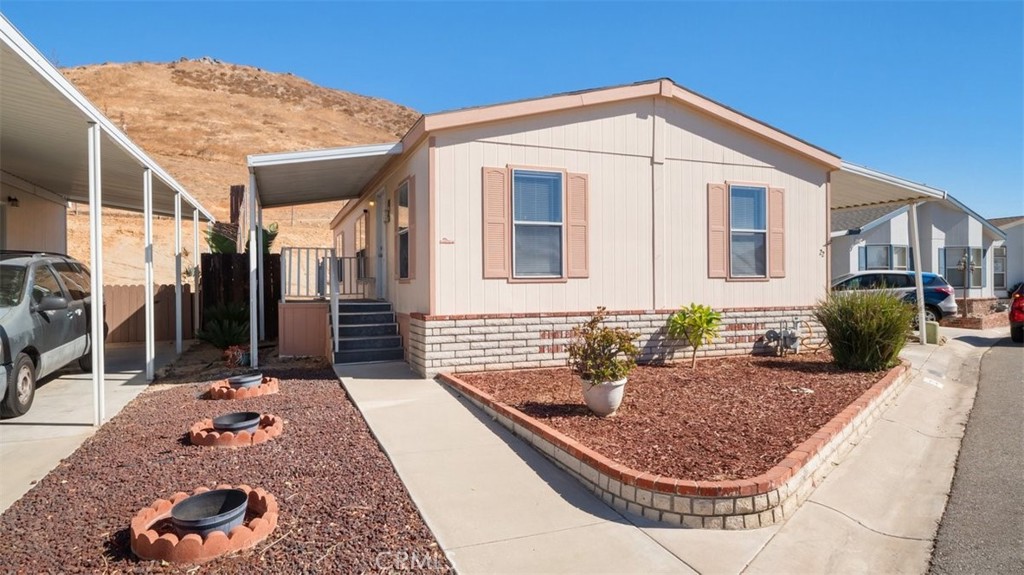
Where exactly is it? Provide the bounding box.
[729,185,767,277]
[862,244,912,271]
[512,170,563,278]
[396,181,410,279]
[993,246,1007,290]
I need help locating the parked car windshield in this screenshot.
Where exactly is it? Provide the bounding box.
[0,264,27,307]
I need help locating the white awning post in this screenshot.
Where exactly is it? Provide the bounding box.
[249,173,259,368]
[193,208,200,340]
[908,202,928,345]
[87,122,106,426]
[143,169,155,381]
[174,192,183,354]
[330,248,339,354]
[257,205,265,340]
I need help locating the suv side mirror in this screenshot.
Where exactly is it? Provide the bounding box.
[35,295,69,312]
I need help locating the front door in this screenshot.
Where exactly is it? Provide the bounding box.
[375,189,387,300]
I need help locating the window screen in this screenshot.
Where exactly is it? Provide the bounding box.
[730,185,767,277]
[512,170,563,277]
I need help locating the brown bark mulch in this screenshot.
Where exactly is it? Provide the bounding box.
[460,353,883,482]
[0,367,451,574]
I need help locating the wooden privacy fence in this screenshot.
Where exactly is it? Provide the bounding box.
[200,253,281,339]
[104,284,194,344]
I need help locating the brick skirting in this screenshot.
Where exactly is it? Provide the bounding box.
[438,361,911,529]
[407,307,825,377]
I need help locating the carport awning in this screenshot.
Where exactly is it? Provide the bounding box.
[248,142,402,208]
[0,16,213,220]
[831,162,946,210]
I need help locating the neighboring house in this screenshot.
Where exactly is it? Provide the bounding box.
[991,215,1024,295]
[831,196,1007,299]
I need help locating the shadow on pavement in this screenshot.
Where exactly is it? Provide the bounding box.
[951,335,1007,348]
[437,382,636,526]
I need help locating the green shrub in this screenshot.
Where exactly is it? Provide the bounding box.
[568,307,640,385]
[814,290,914,371]
[203,302,249,324]
[197,303,250,349]
[666,303,722,368]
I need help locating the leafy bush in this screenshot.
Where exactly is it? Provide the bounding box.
[814,290,914,371]
[197,303,250,349]
[568,307,640,385]
[666,303,722,368]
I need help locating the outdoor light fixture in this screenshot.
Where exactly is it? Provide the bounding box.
[368,200,376,207]
[6,196,18,207]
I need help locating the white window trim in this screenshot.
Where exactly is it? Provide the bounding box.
[728,184,767,278]
[993,246,1007,290]
[511,169,564,279]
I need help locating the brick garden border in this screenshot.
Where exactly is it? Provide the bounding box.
[437,360,911,529]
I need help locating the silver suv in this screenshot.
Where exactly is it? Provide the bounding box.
[0,251,103,418]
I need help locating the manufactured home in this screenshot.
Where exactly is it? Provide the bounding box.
[246,78,958,375]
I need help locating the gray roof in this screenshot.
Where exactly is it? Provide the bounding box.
[990,215,1024,229]
[831,204,906,234]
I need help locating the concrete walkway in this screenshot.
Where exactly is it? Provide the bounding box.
[0,342,179,512]
[338,328,998,574]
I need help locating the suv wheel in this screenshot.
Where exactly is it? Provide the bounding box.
[2,353,36,418]
[1012,325,1024,344]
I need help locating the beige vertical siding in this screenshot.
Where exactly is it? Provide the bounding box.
[2,179,66,254]
[433,97,829,315]
[434,99,657,315]
[659,102,828,309]
[330,143,430,314]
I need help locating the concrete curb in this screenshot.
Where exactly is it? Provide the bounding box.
[438,360,911,529]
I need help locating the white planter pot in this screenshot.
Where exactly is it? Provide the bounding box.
[581,377,627,417]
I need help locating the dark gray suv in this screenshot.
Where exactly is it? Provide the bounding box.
[0,251,102,418]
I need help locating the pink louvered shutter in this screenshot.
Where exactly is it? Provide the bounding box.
[566,173,589,278]
[768,187,785,278]
[707,183,728,278]
[482,167,509,278]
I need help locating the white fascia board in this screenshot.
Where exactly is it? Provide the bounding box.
[247,142,402,168]
[943,194,1007,240]
[840,162,947,201]
[0,15,215,223]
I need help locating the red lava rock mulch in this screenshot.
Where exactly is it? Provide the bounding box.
[0,367,451,574]
[459,353,883,482]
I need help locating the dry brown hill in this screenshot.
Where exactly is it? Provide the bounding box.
[61,58,419,284]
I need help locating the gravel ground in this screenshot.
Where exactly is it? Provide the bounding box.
[461,353,883,481]
[0,367,451,574]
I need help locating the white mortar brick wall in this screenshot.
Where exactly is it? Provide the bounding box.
[411,308,823,376]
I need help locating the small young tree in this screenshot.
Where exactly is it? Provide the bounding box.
[666,303,722,368]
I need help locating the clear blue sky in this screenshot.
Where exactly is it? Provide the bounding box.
[3,1,1021,218]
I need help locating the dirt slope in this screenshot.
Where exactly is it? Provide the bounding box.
[60,58,419,284]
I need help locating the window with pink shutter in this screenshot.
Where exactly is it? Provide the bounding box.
[481,167,509,278]
[708,183,786,279]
